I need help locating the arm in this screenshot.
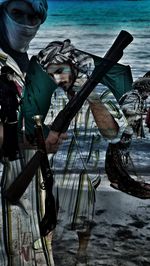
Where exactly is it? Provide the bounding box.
[87,87,128,142]
[88,99,119,139]
[19,130,67,153]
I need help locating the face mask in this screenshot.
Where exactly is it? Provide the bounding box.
[4,11,40,53]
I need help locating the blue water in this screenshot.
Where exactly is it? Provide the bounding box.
[29,0,150,80]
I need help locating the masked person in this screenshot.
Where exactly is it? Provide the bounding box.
[0,1,67,265]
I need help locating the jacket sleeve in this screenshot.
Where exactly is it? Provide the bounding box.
[20,56,58,142]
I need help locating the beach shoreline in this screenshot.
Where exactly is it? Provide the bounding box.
[52,182,150,266]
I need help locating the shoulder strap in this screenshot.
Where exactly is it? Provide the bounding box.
[0,49,25,86]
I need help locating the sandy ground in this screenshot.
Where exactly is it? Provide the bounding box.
[52,180,150,266]
[49,127,150,266]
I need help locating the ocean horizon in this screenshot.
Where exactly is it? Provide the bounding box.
[29,0,150,80]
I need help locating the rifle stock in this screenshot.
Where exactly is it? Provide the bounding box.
[4,30,133,210]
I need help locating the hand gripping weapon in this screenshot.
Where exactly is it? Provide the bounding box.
[4,30,133,235]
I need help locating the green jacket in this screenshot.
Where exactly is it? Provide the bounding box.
[20,56,58,142]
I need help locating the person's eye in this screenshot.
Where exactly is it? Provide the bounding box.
[10,9,24,19]
[55,68,63,74]
[28,14,41,25]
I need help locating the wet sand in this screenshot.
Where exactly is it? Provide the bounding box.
[52,180,150,266]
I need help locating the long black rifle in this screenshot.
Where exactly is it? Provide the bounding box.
[4,30,133,232]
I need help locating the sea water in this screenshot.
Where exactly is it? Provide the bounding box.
[29,0,150,80]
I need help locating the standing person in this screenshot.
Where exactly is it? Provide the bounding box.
[25,39,128,264]
[0,1,67,265]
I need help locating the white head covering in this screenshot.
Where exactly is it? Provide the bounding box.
[37,39,95,91]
